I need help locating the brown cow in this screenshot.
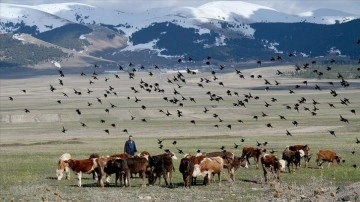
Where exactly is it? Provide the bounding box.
[148,152,176,186]
[65,158,104,187]
[316,150,343,168]
[192,156,224,185]
[289,145,310,167]
[56,153,71,180]
[260,154,281,183]
[241,147,266,169]
[179,157,194,188]
[104,158,130,187]
[125,156,150,187]
[282,146,301,173]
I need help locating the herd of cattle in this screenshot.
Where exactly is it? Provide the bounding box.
[56,145,344,187]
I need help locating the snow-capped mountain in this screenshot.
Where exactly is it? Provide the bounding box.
[0,1,359,68]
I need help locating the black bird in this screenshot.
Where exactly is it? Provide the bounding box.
[256,141,261,147]
[353,164,357,168]
[197,149,201,153]
[104,129,110,134]
[159,144,163,149]
[266,123,273,128]
[292,121,298,127]
[279,115,286,120]
[172,141,177,145]
[56,100,61,104]
[100,119,106,123]
[62,92,68,97]
[203,107,209,113]
[105,109,109,113]
[286,129,292,136]
[111,123,116,128]
[190,120,196,125]
[241,138,245,142]
[75,109,81,115]
[220,146,225,151]
[234,143,239,149]
[351,149,355,155]
[141,118,147,122]
[270,149,277,154]
[21,89,26,93]
[62,126,67,133]
[24,109,30,113]
[340,115,349,123]
[141,105,146,110]
[9,97,13,101]
[328,130,336,137]
[80,122,87,127]
[177,148,184,154]
[122,129,128,133]
[227,124,232,130]
[87,102,92,107]
[356,137,360,144]
[96,97,102,104]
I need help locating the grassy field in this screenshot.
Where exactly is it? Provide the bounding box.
[1,64,359,201]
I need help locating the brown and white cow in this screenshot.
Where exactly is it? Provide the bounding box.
[89,153,100,180]
[282,146,301,173]
[65,158,104,187]
[192,156,224,185]
[56,153,71,180]
[179,157,195,188]
[316,150,343,168]
[289,144,310,167]
[203,151,247,182]
[260,154,281,183]
[241,147,266,169]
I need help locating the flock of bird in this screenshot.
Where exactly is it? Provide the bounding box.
[5,42,360,161]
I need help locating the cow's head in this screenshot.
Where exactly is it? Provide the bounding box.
[335,156,344,164]
[56,160,69,180]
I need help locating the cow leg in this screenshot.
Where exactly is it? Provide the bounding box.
[125,171,130,187]
[65,167,70,180]
[255,158,259,169]
[115,173,119,186]
[262,165,268,183]
[97,170,104,188]
[141,171,146,187]
[77,172,82,187]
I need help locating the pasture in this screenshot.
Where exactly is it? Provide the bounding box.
[0,64,359,201]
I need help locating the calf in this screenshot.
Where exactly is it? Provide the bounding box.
[148,153,175,186]
[260,154,281,183]
[204,151,247,182]
[282,146,301,173]
[104,158,130,187]
[289,144,310,167]
[241,147,266,169]
[65,158,103,187]
[125,156,149,187]
[56,153,71,180]
[316,149,343,168]
[192,156,224,185]
[179,157,194,188]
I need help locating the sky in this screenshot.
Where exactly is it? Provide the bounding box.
[1,0,359,15]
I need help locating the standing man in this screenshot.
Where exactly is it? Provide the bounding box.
[124,135,137,156]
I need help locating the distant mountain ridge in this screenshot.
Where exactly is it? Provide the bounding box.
[0,1,359,68]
